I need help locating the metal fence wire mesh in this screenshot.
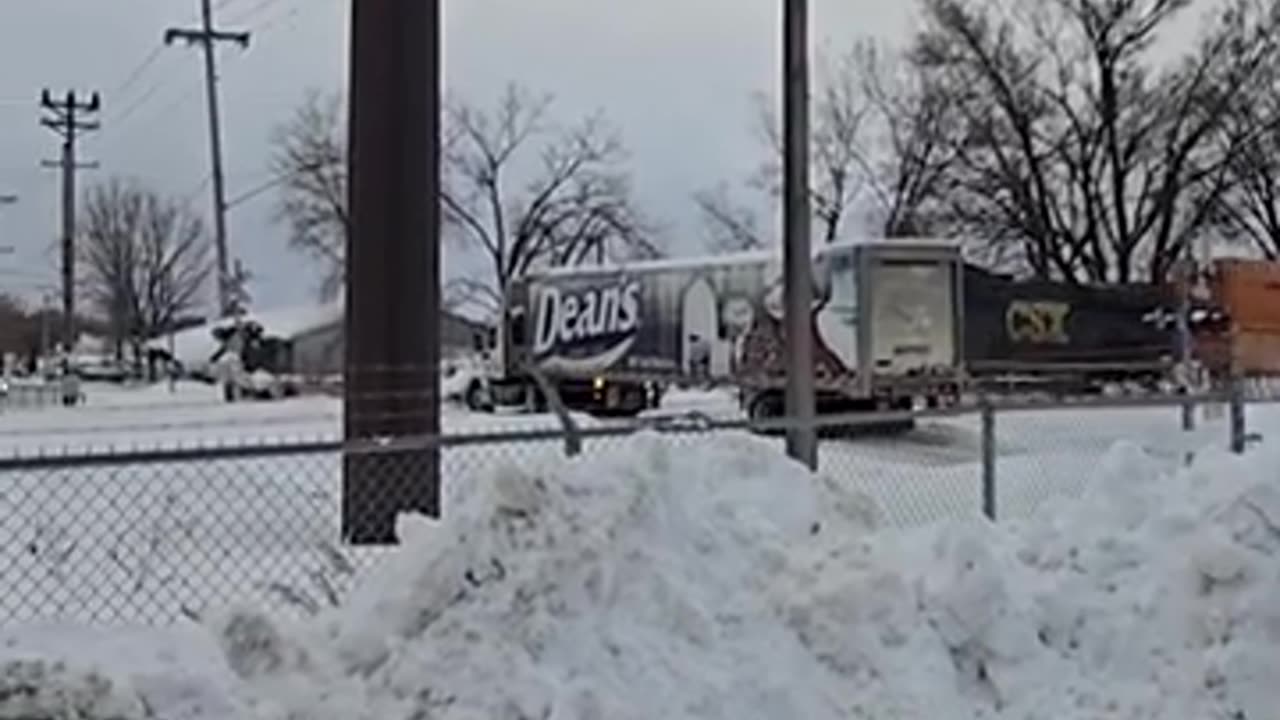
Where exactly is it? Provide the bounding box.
[0,392,1270,627]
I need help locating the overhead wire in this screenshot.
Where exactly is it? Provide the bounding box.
[254,1,303,35]
[225,0,286,26]
[109,44,167,102]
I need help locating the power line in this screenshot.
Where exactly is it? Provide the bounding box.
[226,0,284,26]
[225,170,288,209]
[111,45,167,100]
[180,174,214,207]
[98,81,204,150]
[254,1,301,34]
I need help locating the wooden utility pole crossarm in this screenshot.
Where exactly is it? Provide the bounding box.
[165,0,250,318]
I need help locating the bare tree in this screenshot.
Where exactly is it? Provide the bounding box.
[272,85,655,316]
[440,83,657,317]
[693,183,768,252]
[909,0,1280,283]
[1206,46,1280,258]
[81,178,142,355]
[270,90,348,300]
[80,178,212,361]
[697,47,873,252]
[850,39,963,240]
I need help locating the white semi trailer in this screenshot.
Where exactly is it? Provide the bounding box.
[479,239,966,422]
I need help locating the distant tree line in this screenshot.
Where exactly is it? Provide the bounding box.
[701,0,1280,284]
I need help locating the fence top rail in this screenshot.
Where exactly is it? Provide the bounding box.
[0,389,1261,472]
[984,389,1232,414]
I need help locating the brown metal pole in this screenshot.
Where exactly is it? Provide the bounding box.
[783,0,816,469]
[342,0,441,544]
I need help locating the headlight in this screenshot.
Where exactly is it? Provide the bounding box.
[593,377,606,390]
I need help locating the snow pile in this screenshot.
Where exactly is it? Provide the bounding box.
[212,431,1280,719]
[0,658,149,719]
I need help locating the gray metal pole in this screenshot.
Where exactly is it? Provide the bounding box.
[1229,373,1246,454]
[783,0,816,469]
[342,0,441,544]
[1178,244,1195,431]
[981,399,996,521]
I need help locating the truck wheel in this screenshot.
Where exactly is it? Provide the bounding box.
[746,393,783,434]
[465,380,490,412]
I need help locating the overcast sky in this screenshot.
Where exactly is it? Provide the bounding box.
[1,0,1203,316]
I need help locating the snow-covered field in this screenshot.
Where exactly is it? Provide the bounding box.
[0,381,1277,718]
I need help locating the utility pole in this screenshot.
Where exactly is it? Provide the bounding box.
[343,0,441,544]
[783,0,817,469]
[165,0,249,317]
[39,89,100,367]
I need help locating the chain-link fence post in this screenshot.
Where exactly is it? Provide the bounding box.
[980,397,996,521]
[1230,373,1247,455]
[528,368,581,457]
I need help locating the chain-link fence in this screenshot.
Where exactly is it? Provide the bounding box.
[0,379,64,412]
[0,388,1270,627]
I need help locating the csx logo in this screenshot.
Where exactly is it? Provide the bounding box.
[1006,301,1071,344]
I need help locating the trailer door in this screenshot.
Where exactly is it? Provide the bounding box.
[815,250,859,371]
[869,259,956,375]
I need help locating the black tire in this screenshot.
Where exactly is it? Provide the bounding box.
[465,380,490,412]
[746,392,784,434]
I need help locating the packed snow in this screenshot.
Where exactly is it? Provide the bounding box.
[0,380,1277,718]
[1,418,1274,719]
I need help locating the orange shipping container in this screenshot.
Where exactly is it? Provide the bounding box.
[1231,329,1280,375]
[1195,327,1280,377]
[1211,259,1280,333]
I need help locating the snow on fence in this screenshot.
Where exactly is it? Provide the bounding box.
[0,391,1266,627]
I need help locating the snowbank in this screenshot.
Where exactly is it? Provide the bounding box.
[203,430,1280,720]
[4,425,1278,718]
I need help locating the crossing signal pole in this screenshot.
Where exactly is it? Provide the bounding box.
[39,89,100,361]
[165,0,249,317]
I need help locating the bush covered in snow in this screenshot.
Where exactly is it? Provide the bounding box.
[200,430,1280,720]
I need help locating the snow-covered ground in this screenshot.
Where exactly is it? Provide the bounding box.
[0,413,1278,718]
[0,381,1277,718]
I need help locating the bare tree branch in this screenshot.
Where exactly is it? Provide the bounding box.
[694,184,767,252]
[269,89,348,300]
[79,178,212,360]
[908,0,1280,283]
[272,83,656,313]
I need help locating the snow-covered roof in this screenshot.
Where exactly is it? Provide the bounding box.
[528,237,962,280]
[152,299,488,372]
[152,300,344,371]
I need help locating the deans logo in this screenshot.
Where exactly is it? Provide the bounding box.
[532,279,642,372]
